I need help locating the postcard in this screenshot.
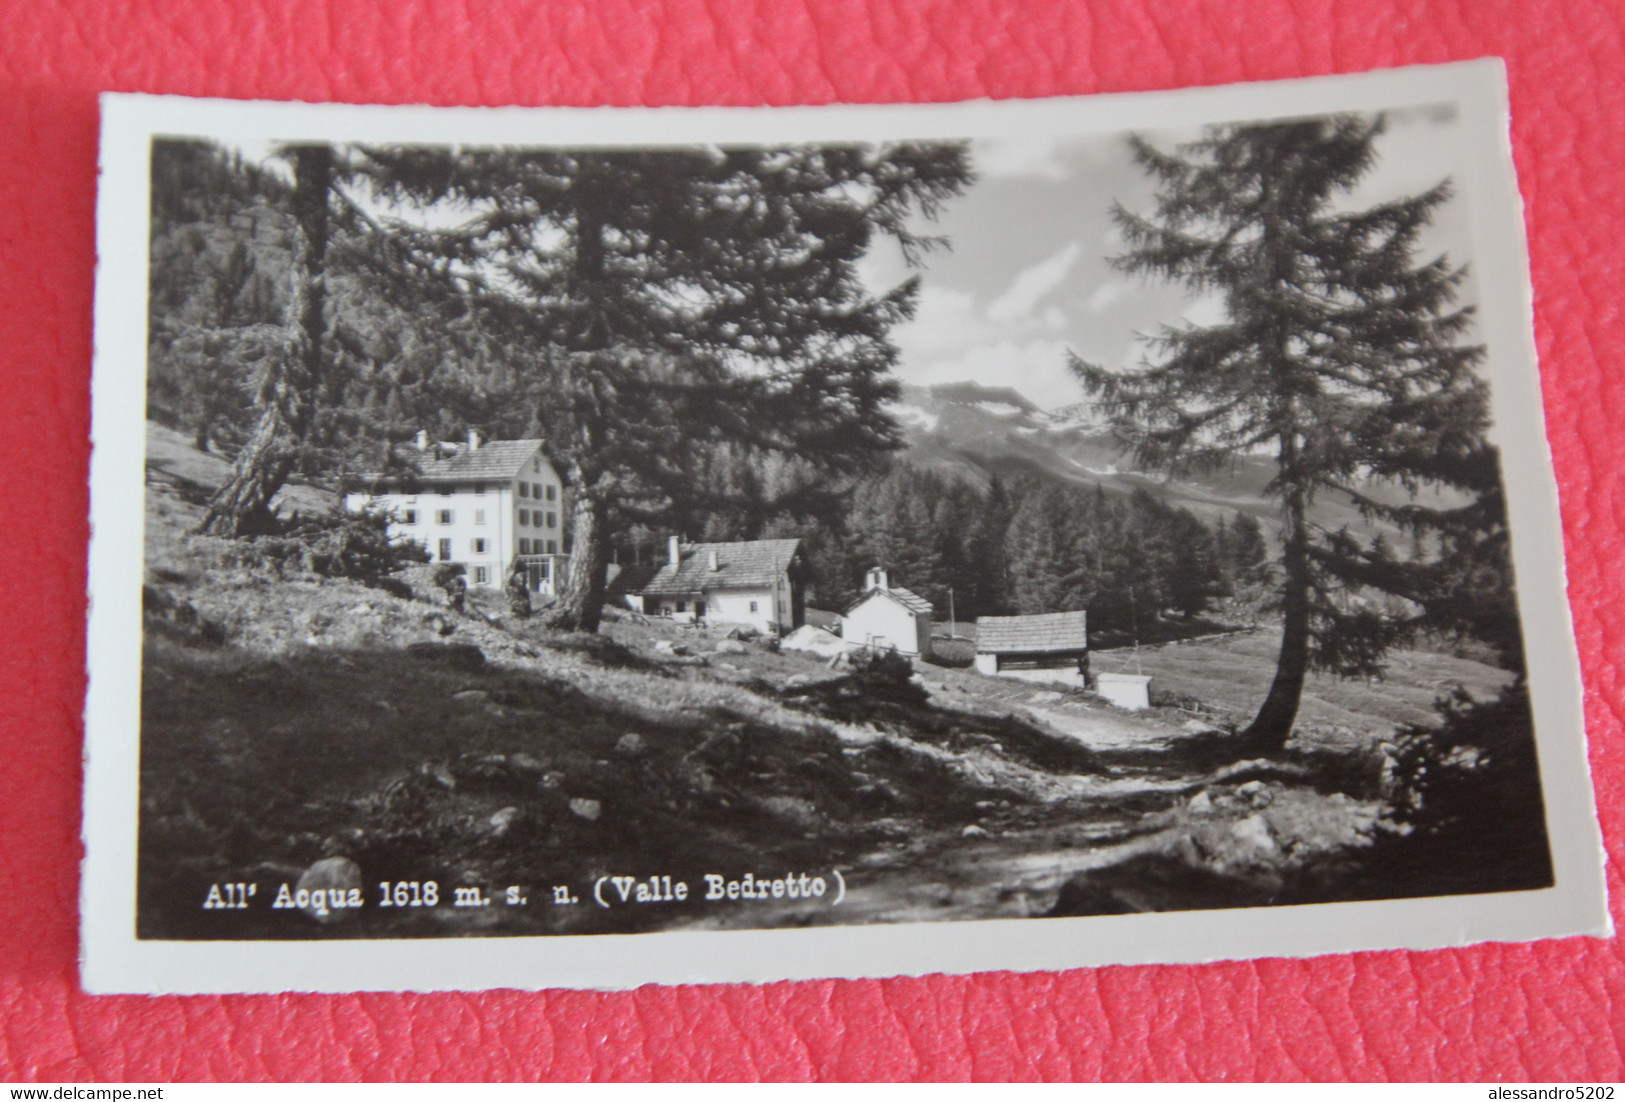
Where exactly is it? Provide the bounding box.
[83,60,1608,993]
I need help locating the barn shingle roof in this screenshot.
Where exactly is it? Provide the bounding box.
[843,585,933,616]
[368,439,549,486]
[635,539,801,596]
[975,611,1088,654]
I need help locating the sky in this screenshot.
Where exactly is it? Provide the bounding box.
[861,103,1478,409]
[219,104,1477,413]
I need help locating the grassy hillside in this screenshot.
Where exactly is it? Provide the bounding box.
[137,423,1550,940]
[1103,630,1515,732]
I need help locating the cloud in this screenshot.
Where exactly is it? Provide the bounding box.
[1181,292,1229,328]
[1086,278,1134,314]
[988,243,1081,324]
[897,285,989,354]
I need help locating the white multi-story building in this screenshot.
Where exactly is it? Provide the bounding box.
[344,431,570,593]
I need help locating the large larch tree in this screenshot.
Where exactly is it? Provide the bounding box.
[358,143,973,631]
[1075,115,1497,750]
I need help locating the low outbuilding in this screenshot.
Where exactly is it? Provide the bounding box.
[973,610,1089,689]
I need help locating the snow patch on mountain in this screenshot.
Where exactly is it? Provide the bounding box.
[887,403,939,433]
[976,401,1027,418]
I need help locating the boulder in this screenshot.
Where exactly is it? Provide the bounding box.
[509,752,547,773]
[568,797,602,822]
[1235,780,1273,808]
[487,806,521,837]
[1229,814,1277,854]
[780,624,851,659]
[714,639,749,655]
[452,689,491,704]
[614,733,646,758]
[758,795,820,830]
[295,857,364,924]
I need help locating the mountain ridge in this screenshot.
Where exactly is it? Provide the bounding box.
[887,381,1455,539]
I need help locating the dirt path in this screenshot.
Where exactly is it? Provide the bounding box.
[1021,703,1184,751]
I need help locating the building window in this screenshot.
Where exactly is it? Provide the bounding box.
[473,566,490,585]
[750,600,759,613]
[518,483,529,499]
[518,508,529,526]
[474,509,486,525]
[438,538,452,561]
[474,483,486,496]
[545,511,557,528]
[676,600,687,613]
[402,509,417,525]
[472,538,488,554]
[546,484,557,502]
[519,538,531,555]
[546,539,557,555]
[436,509,453,525]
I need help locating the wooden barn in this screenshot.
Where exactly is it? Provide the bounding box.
[973,611,1088,688]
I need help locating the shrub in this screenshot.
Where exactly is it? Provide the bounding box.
[847,648,928,706]
[1360,679,1554,897]
[229,508,429,586]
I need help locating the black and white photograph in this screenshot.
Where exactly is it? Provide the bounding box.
[84,65,1608,992]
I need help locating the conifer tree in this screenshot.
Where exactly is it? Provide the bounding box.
[1076,115,1492,750]
[201,144,335,536]
[357,144,971,630]
[1228,512,1269,587]
[147,140,290,455]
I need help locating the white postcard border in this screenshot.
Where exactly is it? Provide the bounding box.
[84,59,1609,994]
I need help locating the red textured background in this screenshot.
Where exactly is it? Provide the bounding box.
[3,0,1623,1082]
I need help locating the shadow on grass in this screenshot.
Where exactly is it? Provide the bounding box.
[138,629,882,940]
[138,626,1086,941]
[778,658,1106,777]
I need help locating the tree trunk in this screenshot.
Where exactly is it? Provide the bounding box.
[200,144,332,537]
[201,415,299,536]
[542,178,618,630]
[1242,478,1310,752]
[544,489,610,633]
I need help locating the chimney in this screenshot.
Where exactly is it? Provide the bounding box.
[867,567,889,591]
[466,428,481,452]
[414,429,428,451]
[708,550,720,572]
[668,535,681,565]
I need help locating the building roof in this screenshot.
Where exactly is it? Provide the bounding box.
[975,611,1088,654]
[634,539,802,596]
[843,585,933,616]
[368,439,549,486]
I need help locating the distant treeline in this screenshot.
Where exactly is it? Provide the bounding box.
[147,139,1262,635]
[615,462,1270,631]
